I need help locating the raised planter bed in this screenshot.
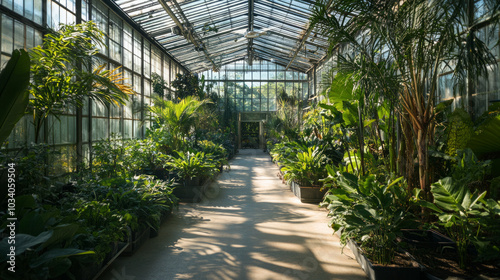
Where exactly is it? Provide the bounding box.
[173,177,216,203]
[122,226,151,256]
[73,242,128,280]
[400,229,455,251]
[401,231,499,280]
[172,177,205,203]
[149,209,172,238]
[347,239,422,280]
[290,181,327,203]
[75,262,101,280]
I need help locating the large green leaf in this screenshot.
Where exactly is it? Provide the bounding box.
[431,177,467,212]
[19,211,46,236]
[47,257,73,278]
[41,223,80,249]
[419,200,443,214]
[326,72,355,111]
[0,49,31,145]
[30,248,94,268]
[431,176,486,215]
[468,115,500,159]
[0,231,53,262]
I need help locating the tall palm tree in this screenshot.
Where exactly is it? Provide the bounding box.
[29,21,134,143]
[311,0,499,198]
[148,96,210,150]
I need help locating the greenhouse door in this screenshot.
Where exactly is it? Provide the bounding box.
[240,122,260,149]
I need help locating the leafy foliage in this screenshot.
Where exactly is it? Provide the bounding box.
[171,73,205,100]
[0,196,95,280]
[148,96,210,150]
[311,0,499,198]
[418,150,498,268]
[282,146,328,186]
[165,151,217,179]
[195,140,228,168]
[151,72,169,99]
[446,109,473,156]
[29,21,134,142]
[91,135,132,182]
[322,166,414,265]
[468,115,500,159]
[0,49,30,146]
[419,177,487,269]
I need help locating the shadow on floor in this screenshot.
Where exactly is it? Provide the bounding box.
[99,149,366,280]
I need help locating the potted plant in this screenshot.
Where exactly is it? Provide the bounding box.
[322,166,421,280]
[0,196,96,280]
[282,146,328,203]
[166,151,217,202]
[413,149,500,277]
[125,138,171,180]
[131,176,178,237]
[196,140,229,173]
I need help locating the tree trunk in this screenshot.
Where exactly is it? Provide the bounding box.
[358,102,365,176]
[417,128,429,200]
[400,114,416,192]
[389,103,396,174]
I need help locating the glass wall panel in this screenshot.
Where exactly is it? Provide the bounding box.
[163,56,170,82]
[0,0,185,173]
[110,118,121,135]
[203,60,308,112]
[144,43,151,78]
[14,21,24,50]
[124,119,132,139]
[1,15,14,54]
[92,118,108,141]
[82,117,89,142]
[92,1,108,56]
[2,0,13,10]
[14,0,23,14]
[133,120,141,138]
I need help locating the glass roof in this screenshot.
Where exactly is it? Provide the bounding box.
[111,0,330,73]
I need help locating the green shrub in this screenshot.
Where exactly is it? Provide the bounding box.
[446,108,473,156]
[322,166,415,265]
[196,140,228,168]
[282,146,328,186]
[166,151,217,179]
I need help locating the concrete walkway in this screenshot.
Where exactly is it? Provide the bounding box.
[100,149,367,280]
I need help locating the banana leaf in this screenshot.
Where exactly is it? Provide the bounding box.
[468,115,500,176]
[431,177,486,214]
[0,49,31,145]
[468,115,500,159]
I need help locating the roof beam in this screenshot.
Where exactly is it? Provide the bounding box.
[248,0,255,66]
[157,0,219,71]
[286,0,333,70]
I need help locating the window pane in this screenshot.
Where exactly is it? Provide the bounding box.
[110,119,121,136]
[26,25,34,49]
[34,0,42,24]
[3,0,13,10]
[51,2,59,29]
[14,0,23,14]
[14,21,24,50]
[25,0,34,21]
[2,16,14,54]
[124,49,132,69]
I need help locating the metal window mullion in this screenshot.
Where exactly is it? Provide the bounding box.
[106,5,111,139]
[76,0,84,169]
[140,35,145,138]
[119,14,125,139]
